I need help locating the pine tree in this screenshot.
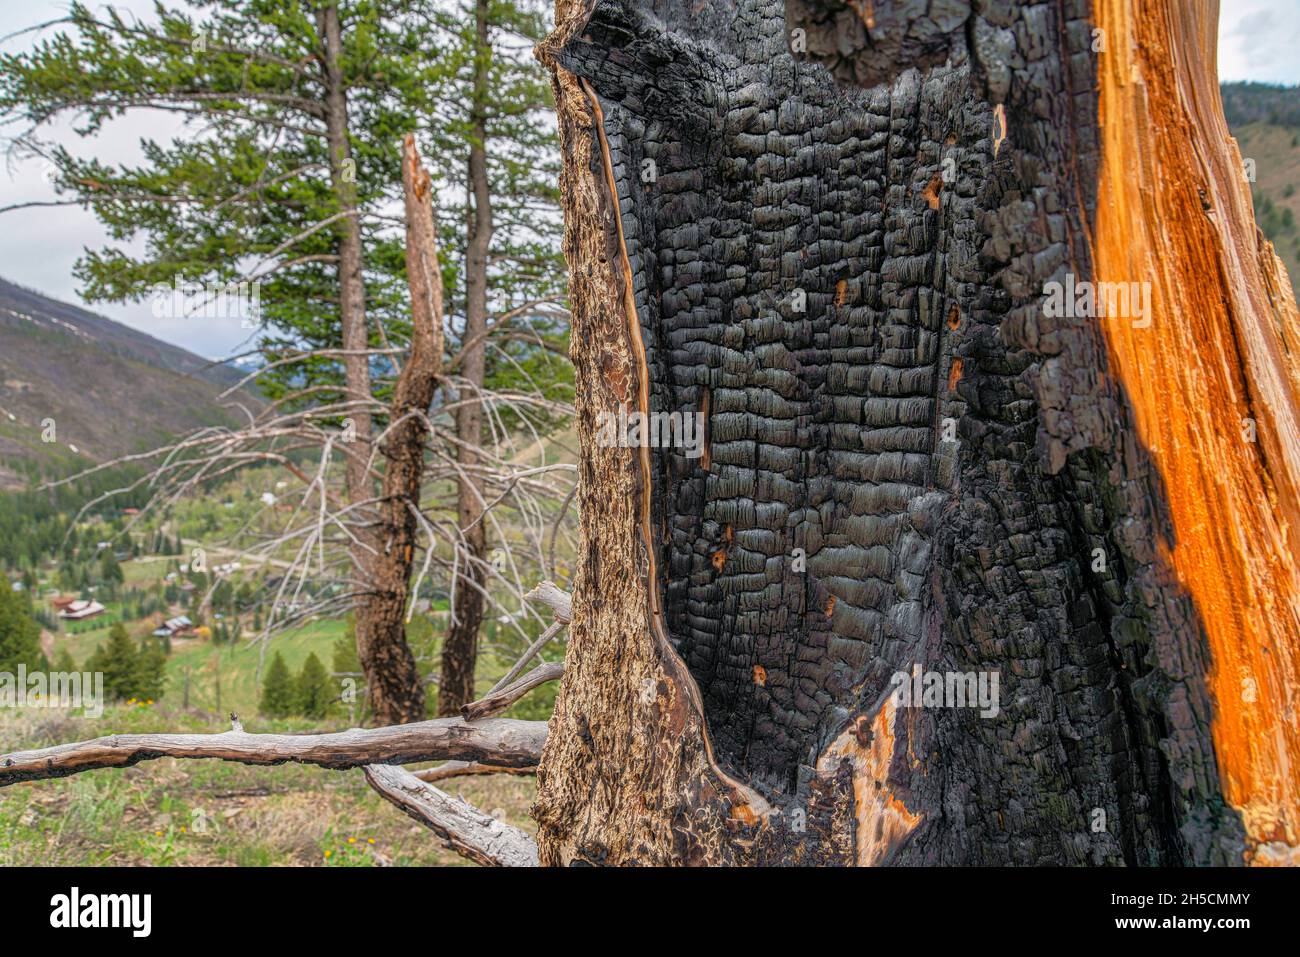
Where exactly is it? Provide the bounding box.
[259,651,296,718]
[52,648,77,674]
[0,584,41,673]
[422,0,570,713]
[295,652,334,720]
[133,638,167,702]
[86,623,140,702]
[97,550,123,585]
[332,622,369,721]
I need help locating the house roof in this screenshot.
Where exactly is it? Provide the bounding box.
[59,600,105,619]
[155,615,194,635]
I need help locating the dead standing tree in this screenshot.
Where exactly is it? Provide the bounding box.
[5,0,1300,867]
[350,134,448,724]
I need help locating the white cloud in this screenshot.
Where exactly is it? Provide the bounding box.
[0,0,250,359]
[1218,0,1300,84]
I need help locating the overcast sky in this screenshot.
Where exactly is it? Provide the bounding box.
[0,1,1297,362]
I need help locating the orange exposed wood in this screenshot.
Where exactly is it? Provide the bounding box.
[1094,0,1300,863]
[991,103,1006,158]
[817,697,921,865]
[947,357,963,392]
[921,173,943,210]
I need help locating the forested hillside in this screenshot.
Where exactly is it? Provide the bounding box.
[0,277,246,488]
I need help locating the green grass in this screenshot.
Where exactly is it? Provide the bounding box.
[164,618,347,718]
[3,614,554,866]
[122,559,167,586]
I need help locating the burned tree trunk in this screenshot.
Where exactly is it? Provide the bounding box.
[352,136,447,725]
[534,0,1300,865]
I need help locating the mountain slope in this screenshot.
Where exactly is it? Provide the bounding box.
[1222,82,1300,300]
[0,277,248,488]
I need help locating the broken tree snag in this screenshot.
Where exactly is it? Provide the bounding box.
[363,765,539,867]
[523,579,574,623]
[0,717,548,787]
[353,133,446,726]
[1090,0,1300,865]
[544,0,1298,865]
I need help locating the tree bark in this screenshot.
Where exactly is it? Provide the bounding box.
[535,0,1300,865]
[316,4,374,511]
[438,0,494,715]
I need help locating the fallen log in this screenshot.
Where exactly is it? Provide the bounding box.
[0,716,547,787]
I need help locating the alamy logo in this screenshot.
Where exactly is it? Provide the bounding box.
[0,667,103,718]
[890,664,1000,718]
[1042,272,1151,328]
[149,274,262,326]
[50,887,151,937]
[595,409,704,459]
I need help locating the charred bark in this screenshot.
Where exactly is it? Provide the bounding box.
[537,0,1300,865]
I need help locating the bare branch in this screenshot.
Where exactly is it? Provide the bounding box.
[362,764,539,867]
[463,660,564,721]
[487,621,565,697]
[412,761,536,783]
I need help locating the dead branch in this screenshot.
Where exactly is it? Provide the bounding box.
[363,764,539,867]
[487,621,566,696]
[463,660,564,720]
[524,579,573,623]
[412,761,536,783]
[475,579,572,701]
[0,717,547,787]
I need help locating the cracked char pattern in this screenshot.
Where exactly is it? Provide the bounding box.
[556,0,1242,863]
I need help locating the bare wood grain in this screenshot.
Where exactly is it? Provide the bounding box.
[413,760,536,783]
